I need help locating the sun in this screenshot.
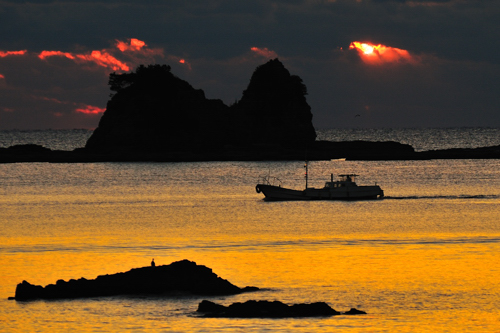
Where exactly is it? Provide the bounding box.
[360,43,374,54]
[348,41,415,64]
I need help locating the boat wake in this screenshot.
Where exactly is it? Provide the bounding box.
[384,194,499,200]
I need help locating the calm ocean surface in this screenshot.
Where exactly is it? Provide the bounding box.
[1,127,499,151]
[1,128,499,332]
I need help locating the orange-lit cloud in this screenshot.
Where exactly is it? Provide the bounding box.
[38,96,65,104]
[38,51,75,60]
[36,39,166,72]
[177,58,192,70]
[251,47,278,59]
[116,38,146,52]
[39,49,129,71]
[0,74,4,79]
[76,51,130,71]
[33,96,106,116]
[75,104,105,115]
[349,41,417,64]
[116,38,164,63]
[0,50,27,57]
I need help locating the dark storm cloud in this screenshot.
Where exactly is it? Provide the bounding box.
[0,0,499,129]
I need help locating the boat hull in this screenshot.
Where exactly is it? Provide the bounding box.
[256,184,384,201]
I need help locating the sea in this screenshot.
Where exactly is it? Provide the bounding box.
[0,128,499,332]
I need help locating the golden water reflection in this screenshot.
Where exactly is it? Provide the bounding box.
[3,238,499,332]
[1,160,499,332]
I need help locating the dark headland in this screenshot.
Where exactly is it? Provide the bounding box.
[1,59,499,163]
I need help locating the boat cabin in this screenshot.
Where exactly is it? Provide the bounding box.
[324,174,359,188]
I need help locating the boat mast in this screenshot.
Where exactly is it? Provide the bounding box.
[304,160,308,189]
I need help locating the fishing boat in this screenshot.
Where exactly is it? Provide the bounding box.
[255,162,384,201]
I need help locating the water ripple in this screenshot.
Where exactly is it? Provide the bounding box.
[384,194,499,200]
[3,236,500,254]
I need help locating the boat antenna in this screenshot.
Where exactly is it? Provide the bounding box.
[304,160,308,190]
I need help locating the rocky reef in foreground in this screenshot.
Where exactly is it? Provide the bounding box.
[12,260,259,301]
[197,300,366,318]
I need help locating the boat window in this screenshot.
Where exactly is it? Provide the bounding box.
[339,174,357,182]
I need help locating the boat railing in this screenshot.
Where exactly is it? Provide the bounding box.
[258,175,283,187]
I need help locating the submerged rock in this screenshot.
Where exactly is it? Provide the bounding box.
[197,300,357,318]
[13,260,259,301]
[344,307,367,315]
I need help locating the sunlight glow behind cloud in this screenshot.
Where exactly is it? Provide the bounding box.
[349,41,416,64]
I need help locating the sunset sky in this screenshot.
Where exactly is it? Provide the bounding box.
[0,0,499,130]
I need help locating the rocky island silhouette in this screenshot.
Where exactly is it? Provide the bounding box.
[1,59,499,162]
[11,260,259,301]
[86,59,317,154]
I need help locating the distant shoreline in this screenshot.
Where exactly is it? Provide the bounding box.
[1,141,499,163]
